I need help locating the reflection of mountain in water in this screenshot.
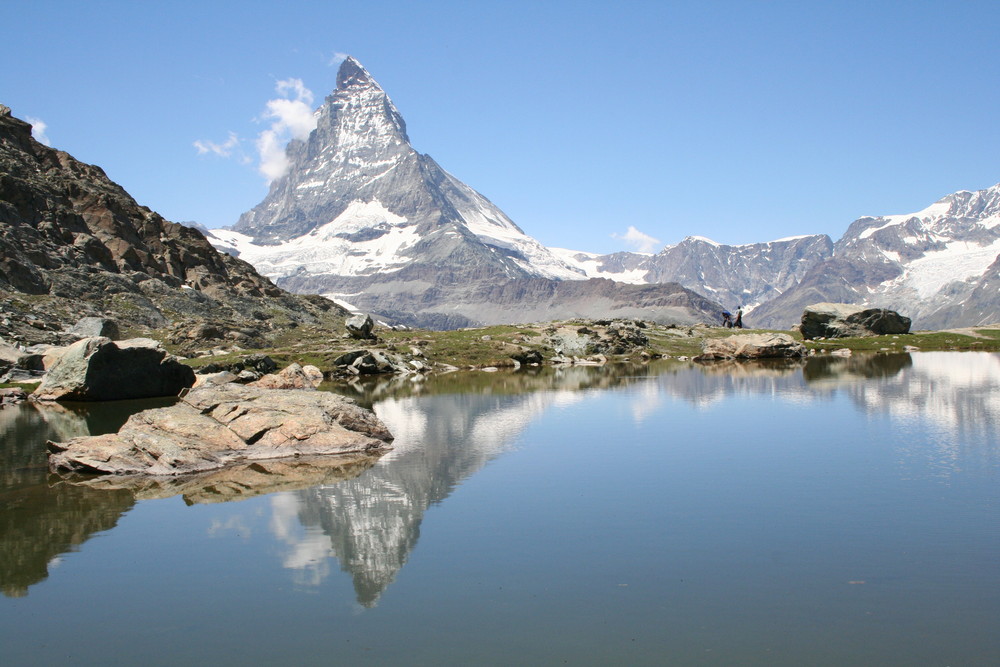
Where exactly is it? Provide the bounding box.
[276,391,562,606]
[282,353,1000,605]
[0,403,136,597]
[277,364,667,606]
[7,354,996,601]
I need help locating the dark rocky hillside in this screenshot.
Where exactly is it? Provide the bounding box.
[0,104,347,348]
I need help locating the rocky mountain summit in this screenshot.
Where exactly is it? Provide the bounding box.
[215,57,722,328]
[0,104,347,348]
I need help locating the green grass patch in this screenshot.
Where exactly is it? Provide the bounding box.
[0,381,39,393]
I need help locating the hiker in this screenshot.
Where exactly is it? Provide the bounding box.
[722,311,732,328]
[734,308,743,329]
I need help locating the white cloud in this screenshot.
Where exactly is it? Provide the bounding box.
[255,77,318,182]
[328,52,349,67]
[612,226,662,253]
[193,131,240,157]
[25,116,51,146]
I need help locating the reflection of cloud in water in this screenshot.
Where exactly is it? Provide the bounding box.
[845,353,1000,473]
[630,381,666,424]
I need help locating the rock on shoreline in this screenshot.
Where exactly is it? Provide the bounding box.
[47,383,393,476]
[696,332,807,361]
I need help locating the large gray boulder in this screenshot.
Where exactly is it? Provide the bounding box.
[47,383,393,476]
[696,332,807,361]
[68,317,120,341]
[346,314,375,340]
[801,303,911,340]
[33,337,195,401]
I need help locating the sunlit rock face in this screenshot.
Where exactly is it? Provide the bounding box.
[216,58,721,329]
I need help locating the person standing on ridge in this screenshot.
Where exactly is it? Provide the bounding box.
[734,308,743,329]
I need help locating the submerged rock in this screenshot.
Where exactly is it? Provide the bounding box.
[47,383,393,476]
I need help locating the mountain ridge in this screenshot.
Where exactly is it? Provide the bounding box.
[224,57,720,328]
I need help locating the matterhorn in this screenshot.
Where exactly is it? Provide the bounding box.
[212,57,718,328]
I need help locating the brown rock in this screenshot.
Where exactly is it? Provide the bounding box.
[696,333,807,361]
[48,383,393,476]
[250,362,324,389]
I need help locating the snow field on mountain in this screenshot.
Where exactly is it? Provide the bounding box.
[213,200,417,278]
[547,248,651,284]
[892,237,1000,299]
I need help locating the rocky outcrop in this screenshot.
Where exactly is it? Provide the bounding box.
[250,362,324,389]
[32,337,195,401]
[333,349,412,376]
[0,104,349,347]
[68,317,120,341]
[800,303,911,340]
[696,333,807,360]
[47,383,393,476]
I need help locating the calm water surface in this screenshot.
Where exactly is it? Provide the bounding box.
[1,352,998,665]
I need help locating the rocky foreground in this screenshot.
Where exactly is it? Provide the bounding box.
[48,383,393,476]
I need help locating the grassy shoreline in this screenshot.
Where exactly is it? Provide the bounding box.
[4,322,998,393]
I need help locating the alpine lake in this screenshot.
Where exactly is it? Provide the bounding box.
[1,351,998,666]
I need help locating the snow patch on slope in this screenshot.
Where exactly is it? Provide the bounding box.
[548,248,651,284]
[212,200,418,279]
[896,238,1000,298]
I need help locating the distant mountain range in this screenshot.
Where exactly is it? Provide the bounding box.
[213,57,1000,330]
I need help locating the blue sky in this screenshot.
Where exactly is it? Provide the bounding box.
[5,0,999,253]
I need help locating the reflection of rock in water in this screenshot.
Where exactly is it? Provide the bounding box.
[802,352,912,383]
[0,478,134,598]
[0,403,135,597]
[63,455,382,505]
[285,388,575,606]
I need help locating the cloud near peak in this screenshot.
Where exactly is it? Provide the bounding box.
[26,116,51,146]
[256,77,319,182]
[612,226,662,253]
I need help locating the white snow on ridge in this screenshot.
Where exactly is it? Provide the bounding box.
[859,199,954,240]
[441,173,585,281]
[547,247,650,284]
